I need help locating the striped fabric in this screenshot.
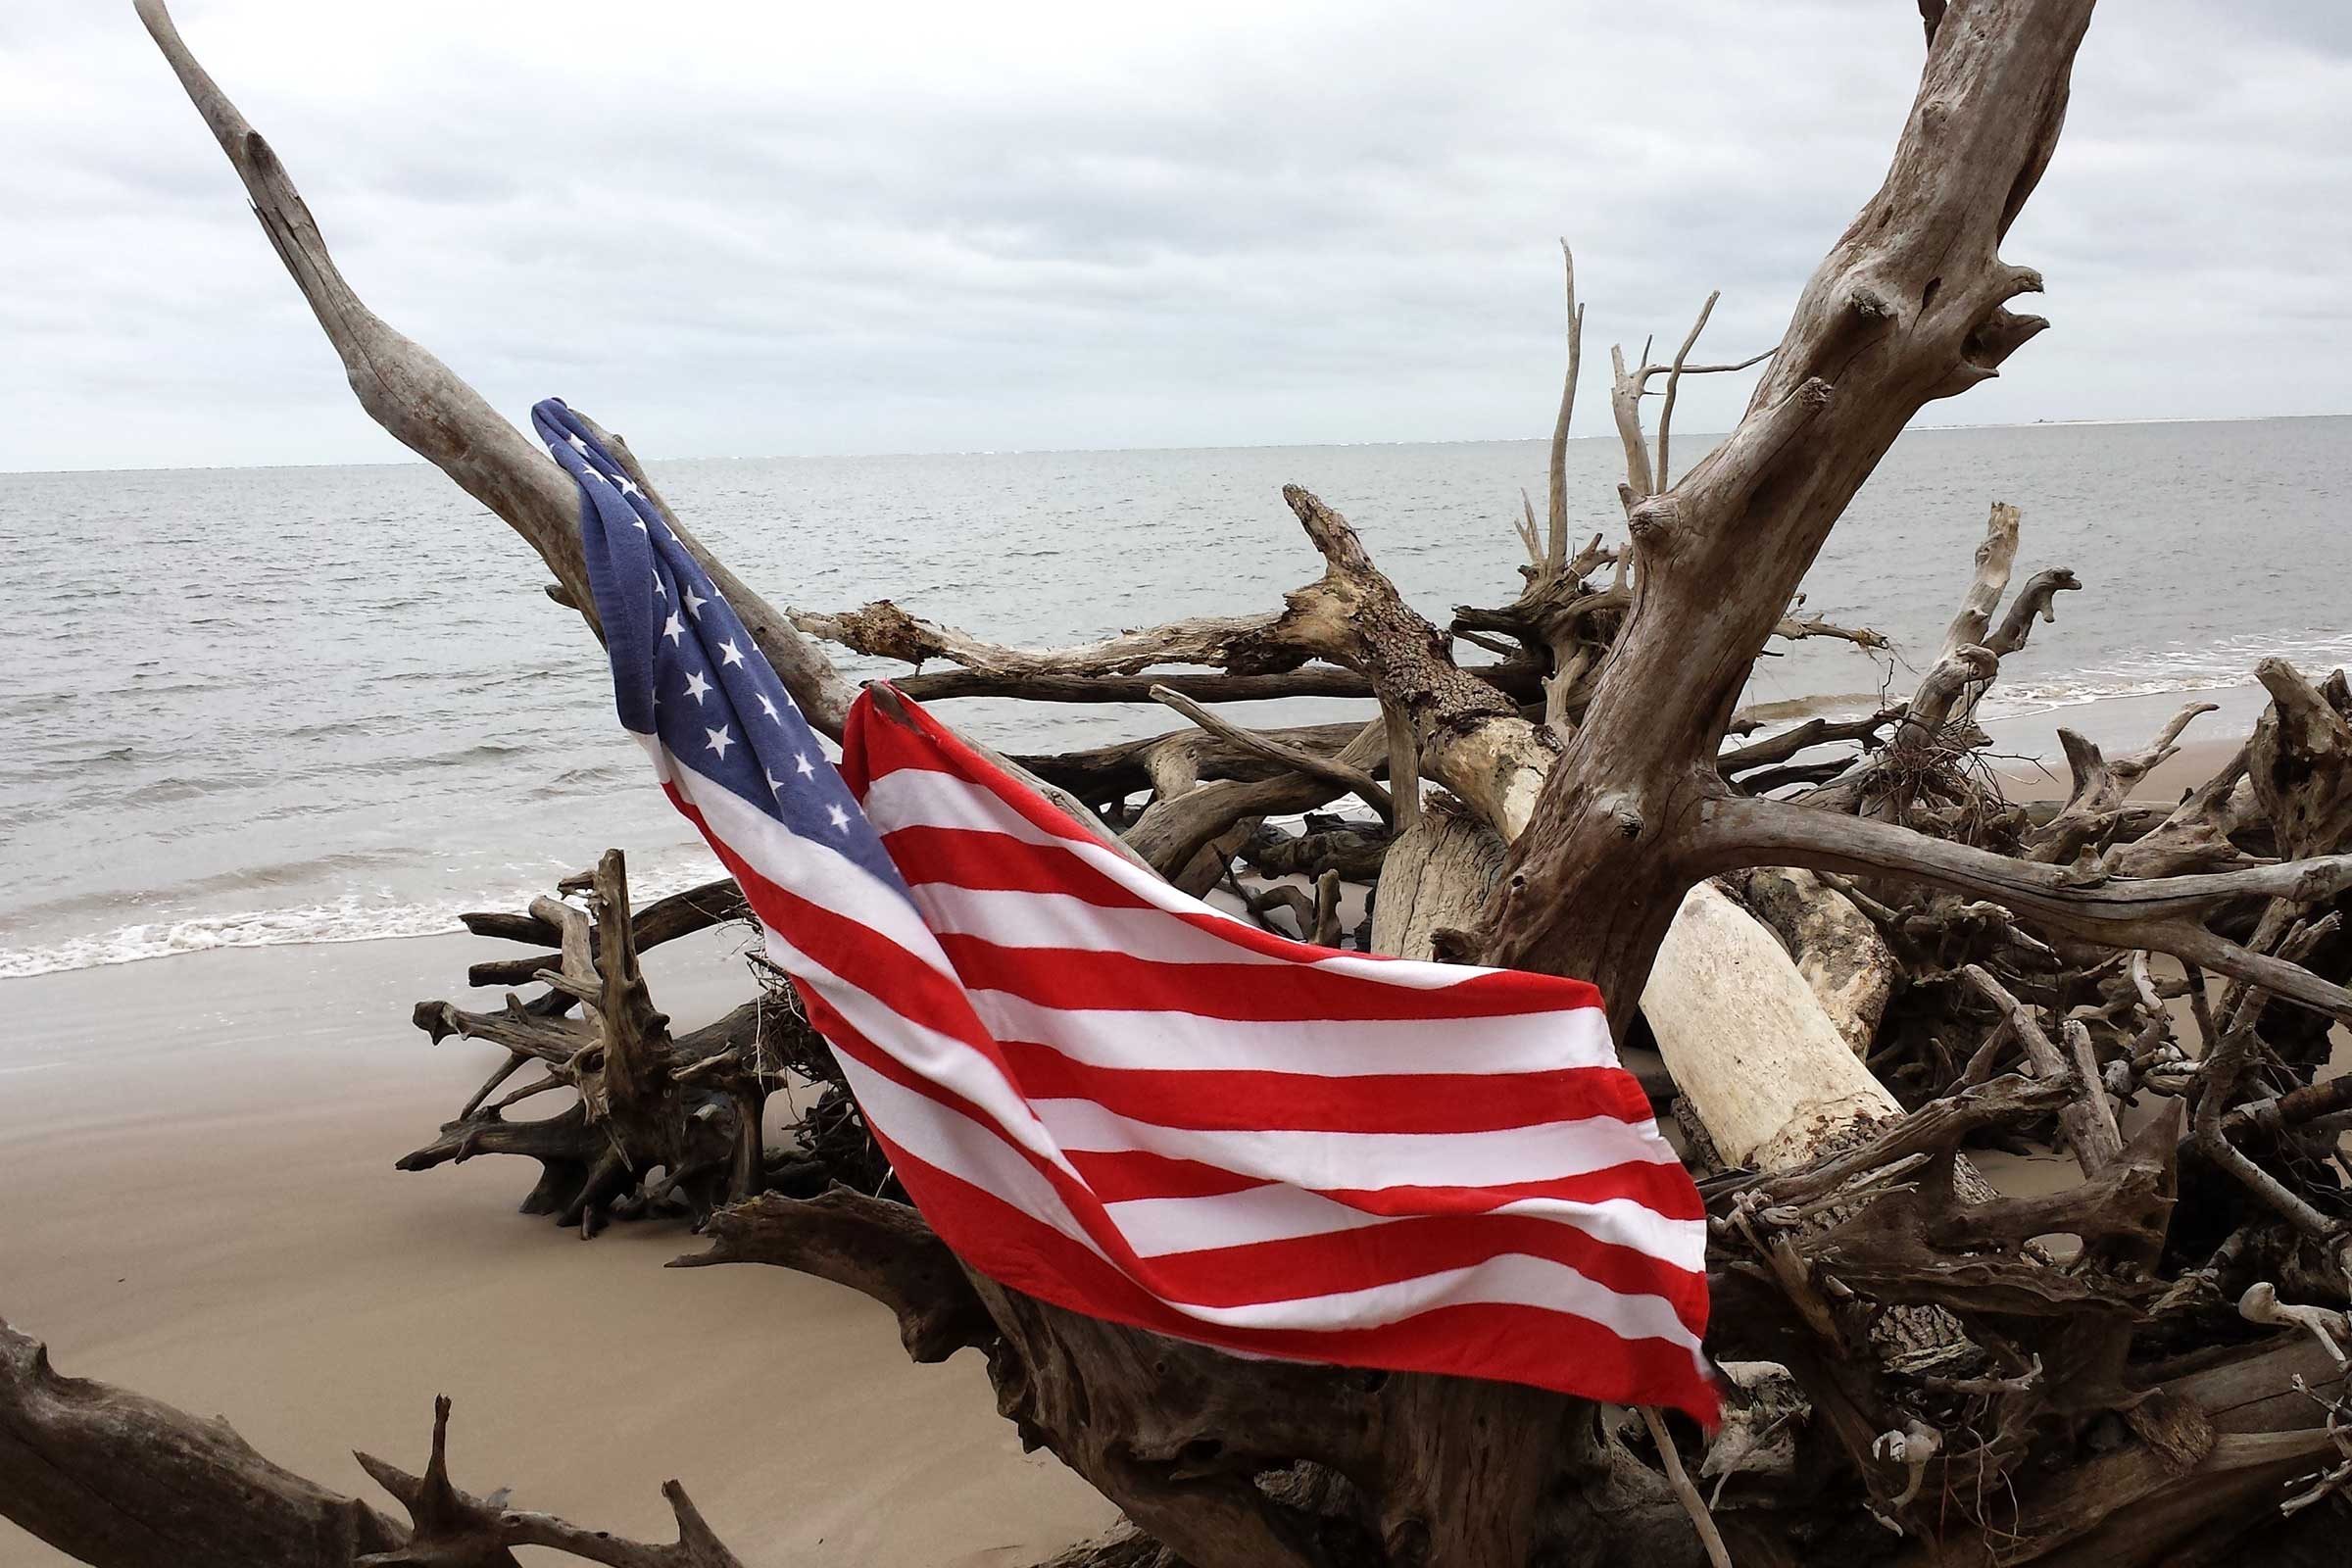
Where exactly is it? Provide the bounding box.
[534,397,1715,1421]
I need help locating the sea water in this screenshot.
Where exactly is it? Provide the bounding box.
[2,416,2344,977]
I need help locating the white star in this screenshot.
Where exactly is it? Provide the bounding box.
[580,466,606,484]
[617,476,643,496]
[756,693,781,722]
[566,433,590,453]
[706,724,735,760]
[682,584,709,620]
[652,571,665,598]
[765,770,786,795]
[682,668,712,705]
[630,514,647,531]
[717,639,746,668]
[825,803,851,833]
[662,612,684,645]
[794,753,816,778]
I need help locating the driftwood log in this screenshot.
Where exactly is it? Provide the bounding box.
[25,2,2351,1564]
[0,1320,746,1568]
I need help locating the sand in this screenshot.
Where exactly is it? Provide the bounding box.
[0,682,2304,1565]
[0,930,1116,1566]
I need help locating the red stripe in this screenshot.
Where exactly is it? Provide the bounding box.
[1141,1211,1709,1331]
[879,823,1157,909]
[1067,1149,1270,1203]
[877,1134,1719,1423]
[846,691,1115,851]
[940,931,1581,1022]
[760,692,1717,1419]
[996,1038,1653,1133]
[1320,1165,1705,1224]
[801,989,1701,1330]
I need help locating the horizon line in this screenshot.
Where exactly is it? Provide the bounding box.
[6,409,2344,479]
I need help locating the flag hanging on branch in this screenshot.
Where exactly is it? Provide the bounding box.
[532,399,1716,1421]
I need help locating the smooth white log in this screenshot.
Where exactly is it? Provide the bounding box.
[1641,881,1902,1170]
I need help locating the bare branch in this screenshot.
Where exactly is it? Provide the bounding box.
[794,598,1300,683]
[1962,964,2121,1174]
[1940,501,2021,661]
[671,1189,996,1363]
[1640,1407,1735,1568]
[133,0,854,735]
[1149,685,1394,823]
[1983,565,2083,658]
[891,664,1392,705]
[1546,240,1584,572]
[1702,791,2352,1021]
[1654,289,1721,492]
[1609,343,1655,505]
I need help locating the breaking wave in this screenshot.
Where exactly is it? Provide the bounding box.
[0,856,728,981]
[1750,630,2352,725]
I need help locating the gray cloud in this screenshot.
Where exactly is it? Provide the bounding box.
[5,0,2347,469]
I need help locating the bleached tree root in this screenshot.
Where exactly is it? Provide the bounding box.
[399,850,804,1233]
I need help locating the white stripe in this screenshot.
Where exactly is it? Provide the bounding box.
[864,765,1527,991]
[861,764,1250,925]
[645,736,953,979]
[964,986,1620,1077]
[1033,1095,1676,1193]
[912,883,1271,966]
[913,878,1586,1005]
[1105,1185,1703,1271]
[858,1057,1699,1350]
[833,1050,1104,1259]
[757,923,1081,1184]
[1169,1250,1704,1353]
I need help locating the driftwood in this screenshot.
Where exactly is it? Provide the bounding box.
[0,1319,744,1568]
[40,2,2352,1565]
[398,850,803,1233]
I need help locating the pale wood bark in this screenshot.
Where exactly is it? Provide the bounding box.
[1369,794,1504,960]
[1730,866,1894,1055]
[1643,882,1903,1169]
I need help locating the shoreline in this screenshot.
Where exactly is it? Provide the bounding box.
[0,680,2299,986]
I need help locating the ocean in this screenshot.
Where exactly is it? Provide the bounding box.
[2,416,2345,980]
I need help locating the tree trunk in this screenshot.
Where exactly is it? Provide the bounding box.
[1486,0,2094,1016]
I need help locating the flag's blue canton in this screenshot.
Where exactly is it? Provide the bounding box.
[529,399,910,902]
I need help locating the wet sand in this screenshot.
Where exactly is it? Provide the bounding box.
[0,930,1115,1566]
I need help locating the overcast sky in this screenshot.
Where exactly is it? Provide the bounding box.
[6,1,2346,470]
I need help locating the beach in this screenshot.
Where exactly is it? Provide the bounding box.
[0,928,1118,1566]
[2,676,2303,1564]
[5,408,2344,1564]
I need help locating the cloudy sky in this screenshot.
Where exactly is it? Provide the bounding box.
[6,1,2346,470]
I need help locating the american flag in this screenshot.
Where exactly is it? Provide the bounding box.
[533,399,1715,1420]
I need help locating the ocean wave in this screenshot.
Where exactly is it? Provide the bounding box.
[1751,630,2352,725]
[0,855,728,982]
[1984,629,2352,715]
